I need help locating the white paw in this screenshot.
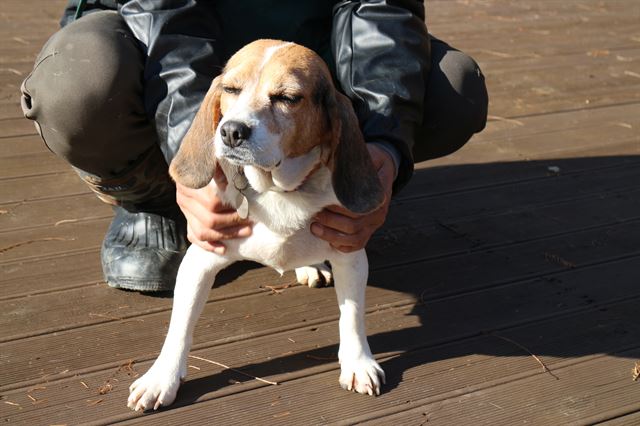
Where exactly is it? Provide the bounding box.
[339,356,385,396]
[127,363,185,411]
[295,263,333,288]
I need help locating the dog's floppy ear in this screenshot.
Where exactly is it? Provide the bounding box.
[169,76,222,189]
[329,93,385,214]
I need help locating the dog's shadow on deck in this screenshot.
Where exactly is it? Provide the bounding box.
[161,155,640,409]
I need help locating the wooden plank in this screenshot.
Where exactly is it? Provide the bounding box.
[0,0,64,19]
[598,411,640,426]
[0,193,111,233]
[487,70,640,119]
[2,218,639,390]
[372,195,640,272]
[3,259,639,424]
[371,217,640,298]
[0,117,36,138]
[0,102,25,120]
[440,20,640,61]
[0,249,103,297]
[0,135,46,158]
[406,154,640,203]
[427,1,640,118]
[0,171,89,204]
[430,102,640,167]
[0,217,108,263]
[428,1,640,58]
[0,262,298,343]
[80,299,640,425]
[389,161,640,226]
[0,151,69,179]
[367,350,640,426]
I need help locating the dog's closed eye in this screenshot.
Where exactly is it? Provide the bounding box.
[270,93,303,105]
[223,86,242,95]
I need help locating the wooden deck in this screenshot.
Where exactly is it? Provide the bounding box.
[2,0,640,424]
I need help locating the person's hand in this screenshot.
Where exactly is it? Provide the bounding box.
[176,167,252,254]
[310,144,395,252]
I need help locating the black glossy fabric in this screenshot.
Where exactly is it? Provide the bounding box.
[332,0,431,191]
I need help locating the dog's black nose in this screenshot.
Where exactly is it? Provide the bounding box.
[220,121,252,148]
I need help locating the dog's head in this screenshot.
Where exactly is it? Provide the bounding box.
[169,39,384,214]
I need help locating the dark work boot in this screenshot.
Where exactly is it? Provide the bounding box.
[76,146,189,292]
[101,205,188,292]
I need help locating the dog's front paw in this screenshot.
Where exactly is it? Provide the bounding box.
[127,363,184,411]
[295,263,333,288]
[339,356,385,396]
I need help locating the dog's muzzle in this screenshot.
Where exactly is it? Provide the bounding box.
[220,120,252,148]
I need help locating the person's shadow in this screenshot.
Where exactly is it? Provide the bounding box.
[159,154,640,409]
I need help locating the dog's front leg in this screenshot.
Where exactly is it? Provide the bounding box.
[330,249,385,396]
[128,245,232,411]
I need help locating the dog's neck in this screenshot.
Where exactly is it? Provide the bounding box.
[233,161,322,195]
[233,145,322,195]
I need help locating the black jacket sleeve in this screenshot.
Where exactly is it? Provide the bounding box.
[119,0,223,162]
[332,0,431,192]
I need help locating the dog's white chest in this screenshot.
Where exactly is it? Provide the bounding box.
[236,222,331,273]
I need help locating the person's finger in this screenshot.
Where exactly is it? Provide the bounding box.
[323,204,363,219]
[189,199,251,230]
[310,221,366,249]
[334,244,359,253]
[177,180,234,213]
[314,209,364,235]
[187,223,226,254]
[188,216,252,242]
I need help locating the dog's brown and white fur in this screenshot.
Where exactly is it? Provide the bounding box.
[127,40,386,411]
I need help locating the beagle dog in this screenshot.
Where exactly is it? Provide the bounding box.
[127,39,386,411]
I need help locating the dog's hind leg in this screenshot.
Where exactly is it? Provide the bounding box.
[128,245,233,411]
[295,262,333,288]
[329,249,385,396]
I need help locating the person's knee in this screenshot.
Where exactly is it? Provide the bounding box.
[415,41,488,161]
[436,48,488,135]
[21,11,146,169]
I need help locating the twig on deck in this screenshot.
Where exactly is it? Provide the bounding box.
[0,237,75,254]
[97,382,113,395]
[485,331,559,380]
[260,282,299,295]
[188,355,278,385]
[118,359,138,376]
